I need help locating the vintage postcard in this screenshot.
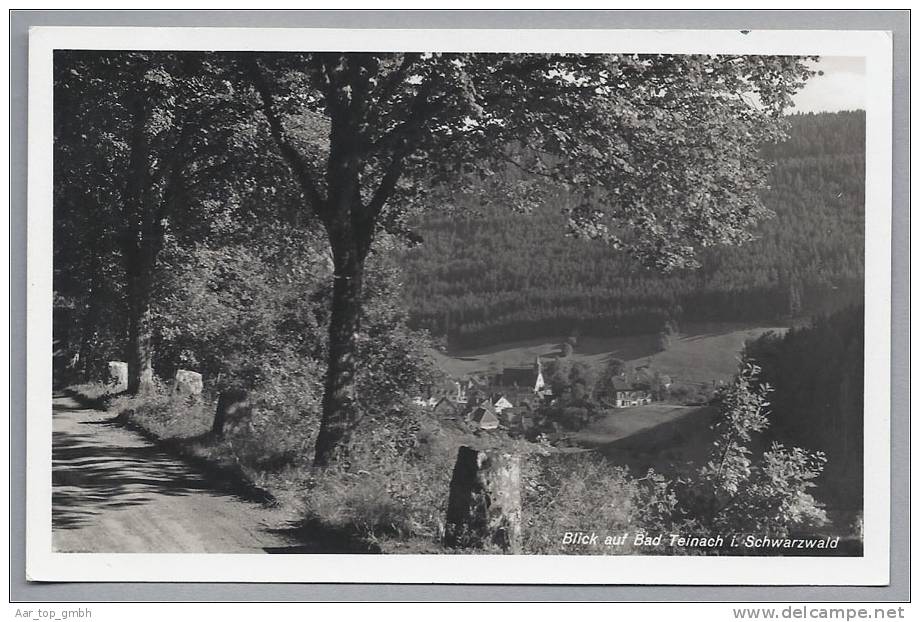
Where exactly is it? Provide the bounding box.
[26,26,892,584]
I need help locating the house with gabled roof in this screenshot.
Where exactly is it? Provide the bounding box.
[468,402,500,430]
[610,376,653,408]
[492,394,514,412]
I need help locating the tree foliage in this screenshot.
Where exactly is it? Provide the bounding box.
[674,362,828,537]
[54,51,255,392]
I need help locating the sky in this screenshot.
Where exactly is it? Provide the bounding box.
[790,56,866,113]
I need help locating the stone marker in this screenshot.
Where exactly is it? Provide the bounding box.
[444,446,522,553]
[107,361,128,392]
[173,369,204,397]
[212,388,251,437]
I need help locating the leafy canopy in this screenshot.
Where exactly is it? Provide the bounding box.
[249,52,815,269]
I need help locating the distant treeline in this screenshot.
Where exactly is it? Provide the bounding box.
[401,111,865,349]
[746,305,864,511]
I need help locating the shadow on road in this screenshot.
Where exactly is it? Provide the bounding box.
[52,425,222,530]
[52,395,376,554]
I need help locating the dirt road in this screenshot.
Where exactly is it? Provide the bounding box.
[52,394,300,553]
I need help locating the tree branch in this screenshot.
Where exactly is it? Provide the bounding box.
[367,155,406,218]
[494,149,561,181]
[365,77,453,217]
[245,57,326,215]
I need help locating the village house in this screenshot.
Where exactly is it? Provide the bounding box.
[491,394,514,413]
[415,378,473,409]
[467,402,500,430]
[610,376,653,408]
[416,358,554,425]
[497,406,522,429]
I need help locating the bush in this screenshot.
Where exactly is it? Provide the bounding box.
[669,381,714,405]
[671,363,828,539]
[106,373,319,478]
[153,227,435,451]
[522,452,676,554]
[153,226,329,394]
[302,409,457,546]
[110,377,212,439]
[657,319,680,352]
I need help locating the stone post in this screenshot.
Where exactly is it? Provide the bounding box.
[107,361,128,392]
[173,369,204,397]
[444,446,522,553]
[213,388,250,437]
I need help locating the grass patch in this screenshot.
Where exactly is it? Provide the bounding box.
[431,321,790,385]
[64,381,122,410]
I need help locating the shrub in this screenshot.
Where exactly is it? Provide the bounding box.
[671,362,828,539]
[301,409,457,545]
[522,452,676,554]
[657,319,680,352]
[669,381,714,405]
[110,377,212,439]
[153,227,329,394]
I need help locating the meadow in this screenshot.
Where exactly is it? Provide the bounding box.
[430,321,790,385]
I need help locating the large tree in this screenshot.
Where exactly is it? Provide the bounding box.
[54,51,250,393]
[243,52,814,466]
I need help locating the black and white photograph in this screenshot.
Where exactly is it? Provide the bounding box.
[25,26,893,585]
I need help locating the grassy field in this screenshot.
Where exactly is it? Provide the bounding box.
[430,321,790,385]
[571,404,702,446]
[586,405,717,475]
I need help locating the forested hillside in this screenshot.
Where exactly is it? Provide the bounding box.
[745,305,864,511]
[401,111,865,349]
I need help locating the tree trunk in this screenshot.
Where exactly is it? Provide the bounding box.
[125,270,155,395]
[120,96,158,396]
[312,243,365,467]
[76,326,95,381]
[250,56,382,468]
[311,90,371,466]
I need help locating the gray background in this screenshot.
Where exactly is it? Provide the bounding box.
[9,9,910,603]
